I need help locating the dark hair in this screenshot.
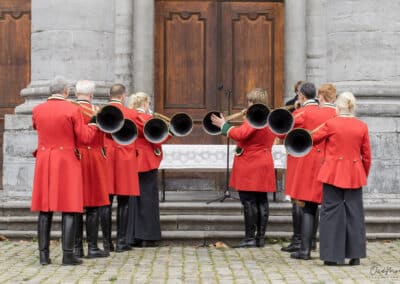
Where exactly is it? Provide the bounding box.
[109,84,126,98]
[285,95,298,106]
[300,82,316,100]
[294,80,305,93]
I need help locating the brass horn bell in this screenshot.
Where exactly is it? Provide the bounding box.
[202,104,270,135]
[267,108,294,135]
[96,105,124,133]
[144,113,193,143]
[284,128,313,157]
[111,119,138,145]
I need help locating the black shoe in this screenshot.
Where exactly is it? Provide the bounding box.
[349,258,360,266]
[115,244,132,252]
[290,250,311,260]
[324,261,338,266]
[62,252,83,265]
[281,241,301,252]
[74,248,84,258]
[39,252,51,265]
[256,237,265,248]
[87,248,110,258]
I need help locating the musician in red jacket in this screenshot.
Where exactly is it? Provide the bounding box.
[73,80,110,259]
[100,84,140,253]
[211,88,276,248]
[31,76,99,265]
[312,92,371,266]
[288,82,336,260]
[126,92,169,247]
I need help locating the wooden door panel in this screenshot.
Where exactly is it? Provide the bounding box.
[155,1,218,144]
[221,2,284,112]
[0,0,31,190]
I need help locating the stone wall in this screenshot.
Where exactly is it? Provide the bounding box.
[325,0,400,202]
[2,1,400,203]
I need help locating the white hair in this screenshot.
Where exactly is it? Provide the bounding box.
[75,80,95,95]
[336,91,356,115]
[128,92,150,109]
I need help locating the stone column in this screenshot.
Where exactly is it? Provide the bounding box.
[114,0,133,92]
[284,0,307,102]
[132,0,155,99]
[2,0,115,201]
[15,0,115,114]
[305,0,328,88]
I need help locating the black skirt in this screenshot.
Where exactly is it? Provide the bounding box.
[319,183,366,263]
[127,169,161,242]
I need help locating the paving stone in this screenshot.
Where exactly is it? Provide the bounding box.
[0,241,399,283]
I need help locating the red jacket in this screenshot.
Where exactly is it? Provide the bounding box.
[312,116,371,189]
[104,100,140,196]
[76,100,110,207]
[226,119,276,192]
[135,112,170,172]
[31,95,99,213]
[288,102,336,203]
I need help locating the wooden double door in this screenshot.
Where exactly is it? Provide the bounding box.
[155,0,284,144]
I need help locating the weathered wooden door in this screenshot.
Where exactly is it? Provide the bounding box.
[0,0,31,189]
[155,0,284,144]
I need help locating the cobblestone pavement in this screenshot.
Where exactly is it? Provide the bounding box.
[0,240,400,283]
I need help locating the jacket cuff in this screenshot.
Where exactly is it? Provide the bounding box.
[221,122,232,136]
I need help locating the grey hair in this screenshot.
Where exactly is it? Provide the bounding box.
[49,76,69,95]
[75,80,95,95]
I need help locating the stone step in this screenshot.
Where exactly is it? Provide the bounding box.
[0,229,399,242]
[2,214,400,232]
[1,201,400,240]
[3,201,400,217]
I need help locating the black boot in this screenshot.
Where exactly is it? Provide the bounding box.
[38,212,53,265]
[235,201,257,248]
[86,207,109,258]
[100,205,115,253]
[290,213,314,260]
[311,207,319,251]
[256,200,269,247]
[281,202,303,252]
[74,213,84,258]
[62,213,83,265]
[349,258,360,266]
[116,196,131,252]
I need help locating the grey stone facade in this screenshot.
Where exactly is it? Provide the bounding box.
[2,0,399,203]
